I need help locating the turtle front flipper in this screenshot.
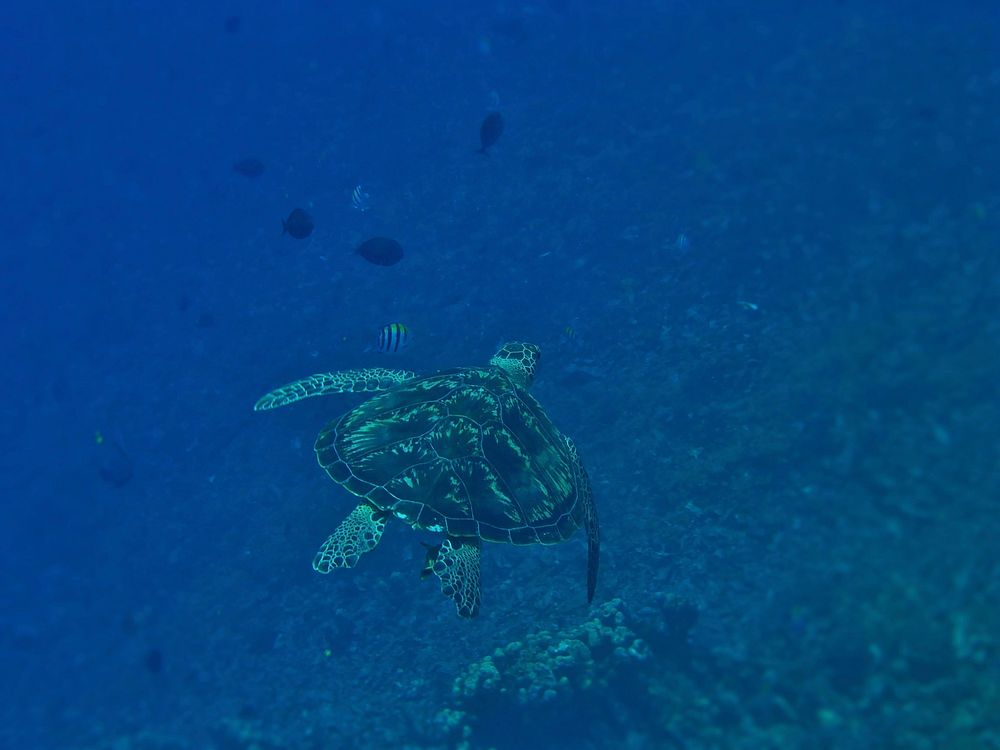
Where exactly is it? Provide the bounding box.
[422,538,481,618]
[254,368,417,411]
[313,503,387,571]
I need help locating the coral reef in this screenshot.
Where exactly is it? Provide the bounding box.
[437,596,698,748]
[454,598,648,706]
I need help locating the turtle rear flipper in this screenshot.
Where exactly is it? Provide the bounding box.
[254,368,417,410]
[424,538,481,618]
[313,503,387,571]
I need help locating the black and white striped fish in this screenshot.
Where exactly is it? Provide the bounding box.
[351,184,371,212]
[377,323,410,353]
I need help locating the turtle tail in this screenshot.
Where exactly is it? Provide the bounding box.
[583,474,600,603]
[567,436,599,603]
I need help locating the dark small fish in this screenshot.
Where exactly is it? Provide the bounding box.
[225,16,241,33]
[121,612,138,635]
[238,704,259,720]
[233,157,264,178]
[377,323,410,353]
[356,237,403,266]
[97,432,134,488]
[249,628,277,655]
[144,648,163,674]
[49,376,70,403]
[490,16,529,41]
[282,209,313,239]
[478,112,504,154]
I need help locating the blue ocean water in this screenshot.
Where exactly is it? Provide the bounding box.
[2,1,998,748]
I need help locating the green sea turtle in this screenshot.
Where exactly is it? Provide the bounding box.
[254,343,599,618]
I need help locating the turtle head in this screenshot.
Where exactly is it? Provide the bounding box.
[490,342,540,389]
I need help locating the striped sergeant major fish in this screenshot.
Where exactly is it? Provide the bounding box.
[377,323,410,353]
[351,184,371,212]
